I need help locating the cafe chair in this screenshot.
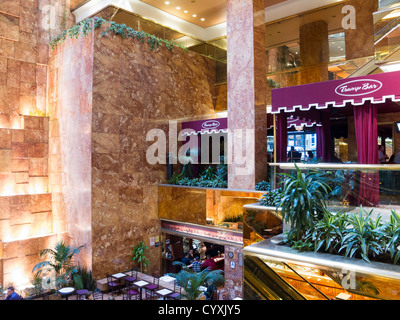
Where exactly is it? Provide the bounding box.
[92,289,104,300]
[167,282,182,300]
[123,288,140,300]
[145,289,156,300]
[106,273,121,293]
[124,268,139,288]
[76,289,89,300]
[144,273,160,292]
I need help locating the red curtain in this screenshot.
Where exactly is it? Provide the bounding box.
[353,101,379,206]
[276,114,287,163]
[316,111,332,162]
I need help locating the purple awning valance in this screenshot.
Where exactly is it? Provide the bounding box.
[271,70,400,114]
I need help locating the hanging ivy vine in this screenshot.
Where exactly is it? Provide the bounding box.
[49,16,188,52]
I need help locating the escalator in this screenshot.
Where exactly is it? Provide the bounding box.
[243,255,306,300]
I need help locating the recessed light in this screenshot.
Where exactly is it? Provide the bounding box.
[200,18,205,21]
[176,6,180,9]
[184,10,188,13]
[165,1,170,4]
[192,14,197,17]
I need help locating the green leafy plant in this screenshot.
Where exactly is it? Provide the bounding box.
[338,207,386,263]
[76,265,96,291]
[131,240,150,273]
[384,210,400,264]
[260,188,283,207]
[255,180,271,191]
[32,241,85,289]
[278,164,331,241]
[50,16,188,52]
[307,210,348,254]
[168,261,225,300]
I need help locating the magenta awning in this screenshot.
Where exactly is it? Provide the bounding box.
[181,117,228,136]
[271,70,400,114]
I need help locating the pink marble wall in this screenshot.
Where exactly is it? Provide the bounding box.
[47,32,94,269]
[48,23,217,278]
[226,0,268,190]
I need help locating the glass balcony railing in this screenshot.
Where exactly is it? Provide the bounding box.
[268,163,400,208]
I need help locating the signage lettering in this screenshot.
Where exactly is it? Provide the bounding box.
[335,79,383,97]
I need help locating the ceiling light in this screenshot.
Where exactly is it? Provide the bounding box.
[165,1,170,4]
[184,10,188,13]
[176,6,180,9]
[192,14,197,17]
[200,18,205,21]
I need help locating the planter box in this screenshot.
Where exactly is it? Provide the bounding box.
[243,235,400,300]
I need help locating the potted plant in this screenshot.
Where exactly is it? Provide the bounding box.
[168,261,225,300]
[131,240,150,273]
[277,164,331,243]
[32,241,85,291]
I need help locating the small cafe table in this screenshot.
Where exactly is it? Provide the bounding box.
[156,288,173,300]
[112,273,127,293]
[133,280,149,300]
[58,287,75,300]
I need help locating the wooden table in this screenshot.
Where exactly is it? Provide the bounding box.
[133,280,149,300]
[156,288,173,300]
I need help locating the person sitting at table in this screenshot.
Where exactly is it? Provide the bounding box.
[188,256,202,272]
[181,252,192,265]
[5,286,22,300]
[202,254,217,271]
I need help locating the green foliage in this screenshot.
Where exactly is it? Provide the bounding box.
[32,241,85,289]
[307,210,347,254]
[260,188,283,207]
[131,240,150,273]
[338,207,386,263]
[384,210,400,264]
[76,265,96,291]
[168,261,225,300]
[255,180,271,191]
[278,164,331,241]
[50,16,188,52]
[168,165,227,189]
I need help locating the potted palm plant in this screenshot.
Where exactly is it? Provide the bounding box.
[131,240,150,273]
[32,241,85,293]
[168,261,225,300]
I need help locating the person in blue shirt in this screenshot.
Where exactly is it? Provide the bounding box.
[188,256,202,272]
[5,286,22,300]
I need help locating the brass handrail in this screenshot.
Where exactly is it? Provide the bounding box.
[269,162,400,171]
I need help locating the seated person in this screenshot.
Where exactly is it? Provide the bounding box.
[187,256,202,272]
[287,147,301,162]
[181,253,192,265]
[5,286,22,300]
[202,254,217,271]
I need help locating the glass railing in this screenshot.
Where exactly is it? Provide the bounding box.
[268,163,400,208]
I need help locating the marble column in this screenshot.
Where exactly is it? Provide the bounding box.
[226,0,268,190]
[300,20,329,84]
[344,0,379,60]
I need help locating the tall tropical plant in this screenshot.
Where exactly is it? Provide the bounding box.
[169,261,225,300]
[131,240,150,273]
[278,164,331,241]
[384,210,400,264]
[32,241,85,289]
